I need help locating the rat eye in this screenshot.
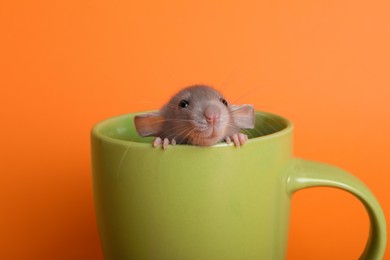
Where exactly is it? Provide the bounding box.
[178,100,189,109]
[220,98,228,106]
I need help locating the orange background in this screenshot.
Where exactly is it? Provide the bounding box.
[1,0,389,259]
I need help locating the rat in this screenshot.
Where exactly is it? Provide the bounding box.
[134,85,255,149]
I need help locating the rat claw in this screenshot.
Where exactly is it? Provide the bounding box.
[229,133,249,147]
[153,137,176,149]
[225,136,232,144]
[163,138,170,150]
[153,137,163,147]
[238,133,247,145]
[232,134,240,147]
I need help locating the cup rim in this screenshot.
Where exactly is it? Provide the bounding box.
[91,110,294,147]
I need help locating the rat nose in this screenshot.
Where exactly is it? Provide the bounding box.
[204,106,221,124]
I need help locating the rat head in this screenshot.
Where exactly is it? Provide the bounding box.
[134,85,255,146]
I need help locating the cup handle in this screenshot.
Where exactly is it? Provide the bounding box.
[286,158,387,260]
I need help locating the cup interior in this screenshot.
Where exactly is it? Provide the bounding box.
[93,111,290,144]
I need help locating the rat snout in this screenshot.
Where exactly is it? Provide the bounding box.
[204,106,221,125]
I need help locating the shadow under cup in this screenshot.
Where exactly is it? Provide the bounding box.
[91,111,386,260]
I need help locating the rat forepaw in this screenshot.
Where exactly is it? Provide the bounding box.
[225,133,248,147]
[153,137,176,149]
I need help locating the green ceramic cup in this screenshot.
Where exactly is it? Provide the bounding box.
[91,111,387,259]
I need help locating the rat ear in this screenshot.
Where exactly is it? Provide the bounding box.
[230,105,255,129]
[134,112,163,137]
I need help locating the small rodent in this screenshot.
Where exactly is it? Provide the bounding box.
[134,85,255,149]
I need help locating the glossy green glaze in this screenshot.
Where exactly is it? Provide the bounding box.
[91,111,386,259]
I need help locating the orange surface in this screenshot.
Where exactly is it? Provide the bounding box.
[1,0,389,259]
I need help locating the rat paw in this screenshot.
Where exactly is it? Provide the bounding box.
[225,133,248,147]
[153,137,176,149]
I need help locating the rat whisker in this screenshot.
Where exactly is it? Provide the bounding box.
[134,85,256,147]
[240,128,256,139]
[173,127,193,144]
[260,113,285,127]
[179,127,197,145]
[229,87,258,106]
[157,124,191,139]
[260,120,279,134]
[159,118,195,123]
